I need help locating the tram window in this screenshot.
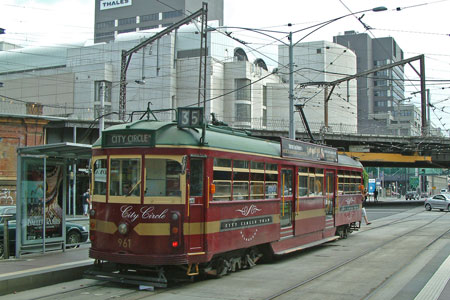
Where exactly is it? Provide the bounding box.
[233,182,249,200]
[234,160,249,169]
[213,181,231,201]
[233,160,249,200]
[214,158,231,168]
[326,172,334,196]
[265,169,278,199]
[281,169,293,197]
[110,158,141,197]
[190,159,203,197]
[298,175,308,197]
[314,173,323,196]
[213,158,232,201]
[308,172,315,197]
[250,170,264,200]
[338,171,344,195]
[145,159,182,197]
[266,163,278,171]
[251,161,264,170]
[93,158,107,195]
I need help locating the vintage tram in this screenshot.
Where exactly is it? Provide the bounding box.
[88,108,363,286]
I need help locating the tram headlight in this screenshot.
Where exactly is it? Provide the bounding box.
[172,213,179,221]
[118,223,128,235]
[90,209,96,217]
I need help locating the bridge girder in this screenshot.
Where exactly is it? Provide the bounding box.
[249,129,450,168]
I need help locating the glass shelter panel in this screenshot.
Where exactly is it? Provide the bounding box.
[21,158,64,244]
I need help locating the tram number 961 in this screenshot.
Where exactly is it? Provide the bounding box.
[118,238,132,249]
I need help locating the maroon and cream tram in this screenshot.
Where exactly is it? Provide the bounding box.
[88,108,364,286]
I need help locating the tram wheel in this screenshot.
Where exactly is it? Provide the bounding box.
[216,258,229,278]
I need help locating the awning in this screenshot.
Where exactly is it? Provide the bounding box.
[17,142,92,159]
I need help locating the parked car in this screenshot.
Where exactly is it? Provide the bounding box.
[405,191,419,200]
[0,206,89,258]
[424,194,450,212]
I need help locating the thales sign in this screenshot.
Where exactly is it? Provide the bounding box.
[100,0,132,10]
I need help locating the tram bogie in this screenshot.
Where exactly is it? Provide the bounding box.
[88,113,364,285]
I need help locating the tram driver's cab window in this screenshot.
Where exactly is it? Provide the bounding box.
[93,158,107,196]
[110,158,141,197]
[145,158,182,197]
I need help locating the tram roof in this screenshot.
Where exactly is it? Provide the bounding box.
[95,121,362,168]
[95,120,280,156]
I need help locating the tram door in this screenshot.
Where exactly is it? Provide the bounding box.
[280,167,295,237]
[187,158,205,253]
[325,171,335,227]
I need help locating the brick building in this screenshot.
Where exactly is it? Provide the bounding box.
[0,114,49,205]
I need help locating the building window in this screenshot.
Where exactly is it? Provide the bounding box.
[141,13,159,22]
[262,108,267,127]
[375,101,386,107]
[263,85,267,107]
[236,103,251,122]
[96,20,115,29]
[95,31,114,38]
[94,81,112,119]
[316,49,322,54]
[140,25,159,31]
[235,79,251,100]
[162,10,183,19]
[118,28,136,34]
[118,17,136,26]
[374,80,387,87]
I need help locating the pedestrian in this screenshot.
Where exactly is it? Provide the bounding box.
[82,188,91,216]
[374,189,378,202]
[362,189,371,225]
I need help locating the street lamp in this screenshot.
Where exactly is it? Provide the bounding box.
[209,6,387,140]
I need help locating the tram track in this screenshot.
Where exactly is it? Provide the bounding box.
[263,210,449,300]
[11,210,449,300]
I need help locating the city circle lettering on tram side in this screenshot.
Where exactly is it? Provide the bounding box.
[106,133,152,146]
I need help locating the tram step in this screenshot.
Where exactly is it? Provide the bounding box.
[274,236,340,256]
[84,268,168,288]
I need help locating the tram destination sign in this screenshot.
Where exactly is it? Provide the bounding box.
[177,107,204,128]
[281,138,338,163]
[103,131,154,147]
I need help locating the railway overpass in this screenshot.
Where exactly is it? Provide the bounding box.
[248,128,450,168]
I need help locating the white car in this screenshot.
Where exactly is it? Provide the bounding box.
[424,194,450,212]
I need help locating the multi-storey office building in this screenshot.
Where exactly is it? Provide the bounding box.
[333,31,409,135]
[95,0,224,43]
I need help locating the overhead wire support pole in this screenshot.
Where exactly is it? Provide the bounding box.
[323,54,427,135]
[118,7,206,121]
[288,31,295,140]
[420,55,427,136]
[199,2,208,145]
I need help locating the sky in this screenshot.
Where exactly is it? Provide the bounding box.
[1,0,450,132]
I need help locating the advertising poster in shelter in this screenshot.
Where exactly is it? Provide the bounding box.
[22,159,63,243]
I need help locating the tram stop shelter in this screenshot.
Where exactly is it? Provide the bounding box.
[15,142,92,257]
